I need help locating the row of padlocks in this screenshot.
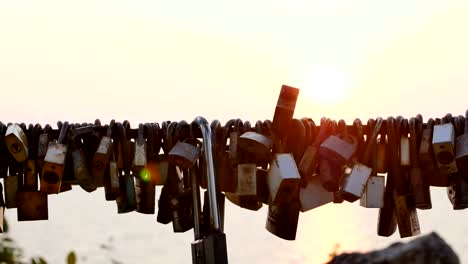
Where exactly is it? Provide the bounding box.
[0,85,467,263]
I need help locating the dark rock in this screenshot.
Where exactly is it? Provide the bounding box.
[328,232,459,264]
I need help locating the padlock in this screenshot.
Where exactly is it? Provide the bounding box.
[104,156,120,201]
[157,122,179,224]
[0,183,4,232]
[213,120,238,193]
[256,168,270,205]
[133,123,147,172]
[225,163,262,211]
[265,202,300,241]
[377,171,397,237]
[456,110,468,181]
[409,117,431,209]
[24,124,39,191]
[168,141,201,169]
[70,126,97,193]
[238,132,272,163]
[447,174,468,210]
[17,143,48,221]
[432,116,458,174]
[267,153,301,205]
[272,85,300,139]
[342,118,383,202]
[360,176,385,208]
[299,175,334,212]
[446,116,468,210]
[387,117,408,195]
[419,119,447,187]
[135,123,156,214]
[319,120,354,192]
[374,125,387,174]
[400,119,411,167]
[37,125,52,171]
[92,120,115,187]
[5,123,28,163]
[115,122,137,214]
[41,122,70,194]
[320,133,358,167]
[387,117,420,238]
[61,124,79,186]
[0,124,9,178]
[298,119,329,180]
[4,175,18,209]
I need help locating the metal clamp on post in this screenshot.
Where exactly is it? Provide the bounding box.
[191,117,228,264]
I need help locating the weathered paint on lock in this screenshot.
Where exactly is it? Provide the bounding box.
[5,124,28,162]
[4,176,18,208]
[360,176,385,208]
[272,85,300,138]
[133,142,147,169]
[25,160,37,190]
[109,161,120,189]
[432,123,458,174]
[298,145,319,179]
[319,135,357,166]
[393,191,421,238]
[400,137,410,166]
[168,142,200,169]
[267,153,300,205]
[299,176,334,212]
[72,149,96,192]
[44,142,67,165]
[238,132,273,161]
[41,142,68,194]
[237,164,257,196]
[16,191,48,221]
[154,155,169,185]
[341,163,372,201]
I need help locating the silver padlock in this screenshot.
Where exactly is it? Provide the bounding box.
[299,176,334,212]
[341,118,383,202]
[133,123,147,171]
[5,124,28,162]
[360,176,385,208]
[432,119,457,174]
[267,153,301,205]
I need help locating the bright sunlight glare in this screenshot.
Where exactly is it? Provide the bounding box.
[301,65,352,104]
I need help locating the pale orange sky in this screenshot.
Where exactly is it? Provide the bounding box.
[1,1,467,126]
[2,2,468,263]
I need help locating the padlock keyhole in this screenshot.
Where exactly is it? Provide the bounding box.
[44,171,59,184]
[437,151,454,165]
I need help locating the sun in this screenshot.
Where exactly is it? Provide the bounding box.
[301,65,352,104]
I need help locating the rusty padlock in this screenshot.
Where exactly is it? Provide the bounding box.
[41,122,70,194]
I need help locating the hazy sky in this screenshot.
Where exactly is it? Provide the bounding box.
[2,2,468,263]
[1,1,468,126]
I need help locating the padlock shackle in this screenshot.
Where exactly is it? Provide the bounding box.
[193,116,221,232]
[387,117,406,195]
[190,164,203,240]
[409,118,420,168]
[361,118,382,165]
[137,123,145,146]
[57,122,69,144]
[464,110,468,134]
[106,119,115,138]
